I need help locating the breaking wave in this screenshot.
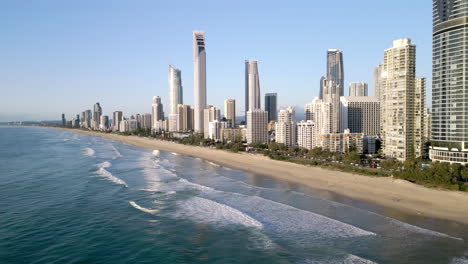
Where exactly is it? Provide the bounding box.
[83,147,95,157]
[96,161,128,187]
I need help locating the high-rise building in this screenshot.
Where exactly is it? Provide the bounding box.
[373,64,382,99]
[93,102,102,130]
[84,110,92,129]
[152,96,164,131]
[430,0,468,164]
[177,104,193,132]
[322,49,344,133]
[100,115,109,131]
[208,120,228,141]
[246,109,268,144]
[348,82,368,96]
[319,76,325,99]
[61,113,66,127]
[327,49,344,96]
[379,39,425,160]
[275,107,297,147]
[340,96,380,136]
[305,97,333,136]
[113,111,123,132]
[224,99,236,128]
[141,113,152,129]
[169,65,183,132]
[203,106,220,138]
[265,93,278,122]
[297,120,317,150]
[80,111,85,128]
[245,60,261,124]
[193,31,206,134]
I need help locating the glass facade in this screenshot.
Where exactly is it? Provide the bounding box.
[265,93,277,122]
[430,0,468,163]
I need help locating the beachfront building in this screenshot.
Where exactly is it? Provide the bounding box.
[321,49,344,133]
[297,120,317,150]
[265,93,278,122]
[193,31,206,134]
[84,110,92,129]
[348,82,368,96]
[245,60,261,125]
[275,107,297,147]
[92,102,102,130]
[224,99,236,128]
[113,111,123,132]
[246,109,268,144]
[379,38,425,161]
[169,65,183,132]
[305,97,333,136]
[99,115,109,131]
[177,104,193,132]
[320,129,364,153]
[340,96,380,136]
[203,106,220,138]
[220,127,246,142]
[152,96,164,131]
[141,113,152,130]
[208,120,228,141]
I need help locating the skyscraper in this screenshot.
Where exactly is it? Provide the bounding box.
[61,113,66,127]
[113,111,123,131]
[348,82,368,96]
[322,49,344,133]
[169,65,183,132]
[340,96,380,136]
[177,104,193,132]
[319,76,325,99]
[379,39,425,160]
[224,99,236,128]
[193,31,206,134]
[203,105,220,138]
[152,96,164,131]
[245,60,261,124]
[327,49,344,96]
[430,0,468,164]
[93,102,102,130]
[275,107,297,147]
[373,64,382,99]
[265,93,277,122]
[246,109,268,144]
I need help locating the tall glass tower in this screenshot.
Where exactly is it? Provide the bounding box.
[430,0,468,164]
[193,31,206,134]
[168,65,183,132]
[245,60,261,125]
[265,93,277,122]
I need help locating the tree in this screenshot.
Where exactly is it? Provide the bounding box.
[380,159,402,171]
[344,151,360,164]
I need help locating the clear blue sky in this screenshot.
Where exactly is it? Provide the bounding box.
[0,0,432,121]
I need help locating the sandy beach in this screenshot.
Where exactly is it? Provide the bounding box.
[61,128,468,225]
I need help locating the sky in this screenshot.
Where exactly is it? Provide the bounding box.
[0,0,432,122]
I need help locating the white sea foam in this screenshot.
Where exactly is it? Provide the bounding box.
[174,197,262,228]
[343,254,378,264]
[451,252,468,264]
[152,150,160,156]
[83,147,95,157]
[96,161,128,187]
[129,201,158,214]
[171,152,178,156]
[111,144,123,158]
[205,160,220,167]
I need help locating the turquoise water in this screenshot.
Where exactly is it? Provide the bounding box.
[1,126,467,264]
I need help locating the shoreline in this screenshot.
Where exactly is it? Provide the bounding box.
[59,127,468,225]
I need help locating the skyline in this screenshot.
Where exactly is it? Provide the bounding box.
[1,0,432,121]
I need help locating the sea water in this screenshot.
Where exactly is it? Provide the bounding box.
[1,126,467,264]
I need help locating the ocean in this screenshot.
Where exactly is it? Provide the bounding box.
[0,126,467,264]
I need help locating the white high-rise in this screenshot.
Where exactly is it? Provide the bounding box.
[177,104,193,132]
[379,39,425,160]
[297,120,317,150]
[169,65,183,132]
[246,109,268,144]
[245,60,261,124]
[348,82,368,96]
[193,31,206,134]
[203,106,220,138]
[275,107,297,147]
[113,111,123,132]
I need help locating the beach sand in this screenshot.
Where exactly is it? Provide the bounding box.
[62,128,468,225]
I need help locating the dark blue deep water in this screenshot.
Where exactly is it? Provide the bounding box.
[1,126,468,263]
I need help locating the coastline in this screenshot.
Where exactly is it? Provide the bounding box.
[59,127,468,225]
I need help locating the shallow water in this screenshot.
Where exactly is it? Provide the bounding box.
[1,126,467,263]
